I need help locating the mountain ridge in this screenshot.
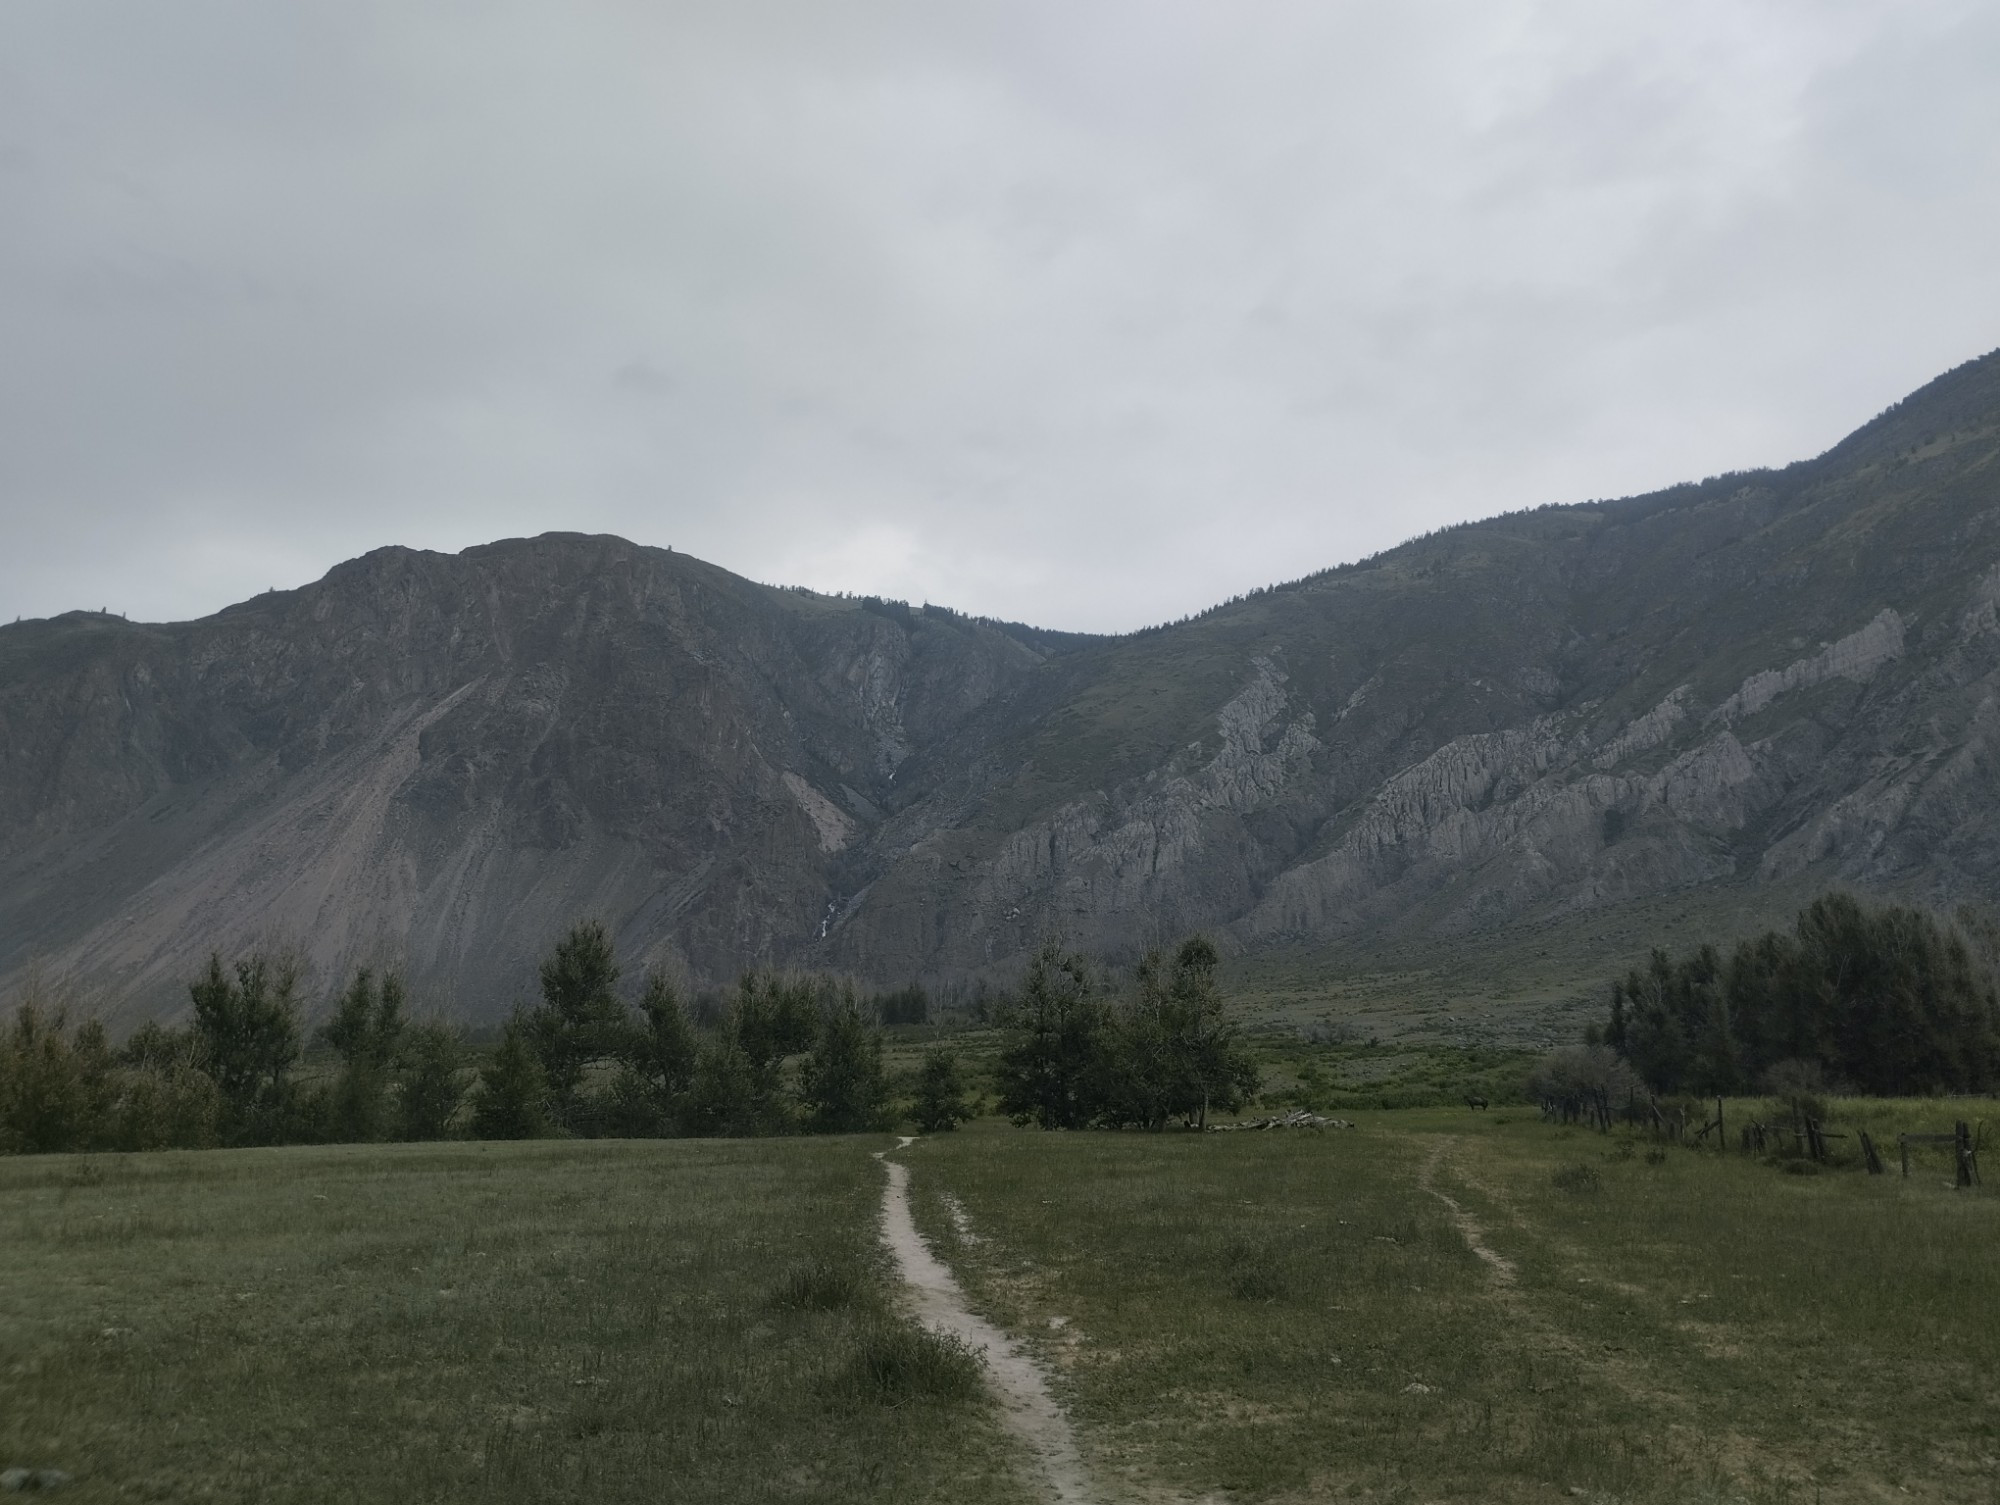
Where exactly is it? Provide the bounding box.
[5,348,1999,1024]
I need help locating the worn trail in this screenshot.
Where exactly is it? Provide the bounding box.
[875,1139,1094,1505]
[1419,1140,1518,1283]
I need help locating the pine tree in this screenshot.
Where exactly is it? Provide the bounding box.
[526,921,632,1133]
[396,1021,464,1141]
[188,951,304,1145]
[800,994,888,1134]
[319,968,407,1142]
[911,1046,973,1133]
[995,941,1107,1129]
[606,973,699,1136]
[471,1014,550,1140]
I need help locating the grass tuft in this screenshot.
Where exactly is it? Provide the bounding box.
[842,1320,985,1404]
[1550,1161,1602,1194]
[768,1257,870,1312]
[1229,1266,1290,1302]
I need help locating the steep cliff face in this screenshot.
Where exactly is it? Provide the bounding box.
[5,351,2000,1021]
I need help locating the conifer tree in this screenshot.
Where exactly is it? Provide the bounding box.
[472,1014,551,1140]
[396,1021,464,1141]
[319,968,407,1141]
[526,921,632,1133]
[800,993,888,1134]
[911,1046,973,1133]
[188,951,304,1145]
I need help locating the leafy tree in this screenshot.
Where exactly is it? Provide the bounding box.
[801,993,889,1134]
[114,1021,218,1150]
[0,997,116,1154]
[188,951,304,1145]
[1527,1043,1641,1109]
[319,968,407,1142]
[471,1013,550,1140]
[396,1021,464,1141]
[682,970,818,1137]
[730,970,820,1067]
[525,921,633,1133]
[910,1046,973,1133]
[995,941,1108,1129]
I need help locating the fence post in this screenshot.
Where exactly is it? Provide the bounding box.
[1957,1121,1978,1189]
[1858,1129,1884,1176]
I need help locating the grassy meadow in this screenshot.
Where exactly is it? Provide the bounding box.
[3,1109,1995,1504]
[0,1139,1027,1505]
[903,1107,1999,1505]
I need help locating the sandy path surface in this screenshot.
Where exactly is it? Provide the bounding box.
[875,1139,1094,1505]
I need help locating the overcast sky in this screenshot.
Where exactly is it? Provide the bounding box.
[3,2,1997,634]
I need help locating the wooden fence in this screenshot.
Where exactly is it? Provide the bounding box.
[1535,1092,1986,1189]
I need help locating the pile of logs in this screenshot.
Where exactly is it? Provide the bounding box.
[1213,1110,1354,1132]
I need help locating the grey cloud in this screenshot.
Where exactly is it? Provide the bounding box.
[1,1,1996,631]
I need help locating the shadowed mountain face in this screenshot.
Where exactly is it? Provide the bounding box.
[6,351,2000,1023]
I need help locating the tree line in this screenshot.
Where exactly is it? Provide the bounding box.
[0,923,1261,1155]
[1597,892,2000,1098]
[0,922,976,1155]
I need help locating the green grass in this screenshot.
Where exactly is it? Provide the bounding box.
[904,1108,2000,1504]
[8,1112,1997,1504]
[0,1138,1031,1505]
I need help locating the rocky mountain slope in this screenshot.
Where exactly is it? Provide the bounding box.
[5,350,2000,1022]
